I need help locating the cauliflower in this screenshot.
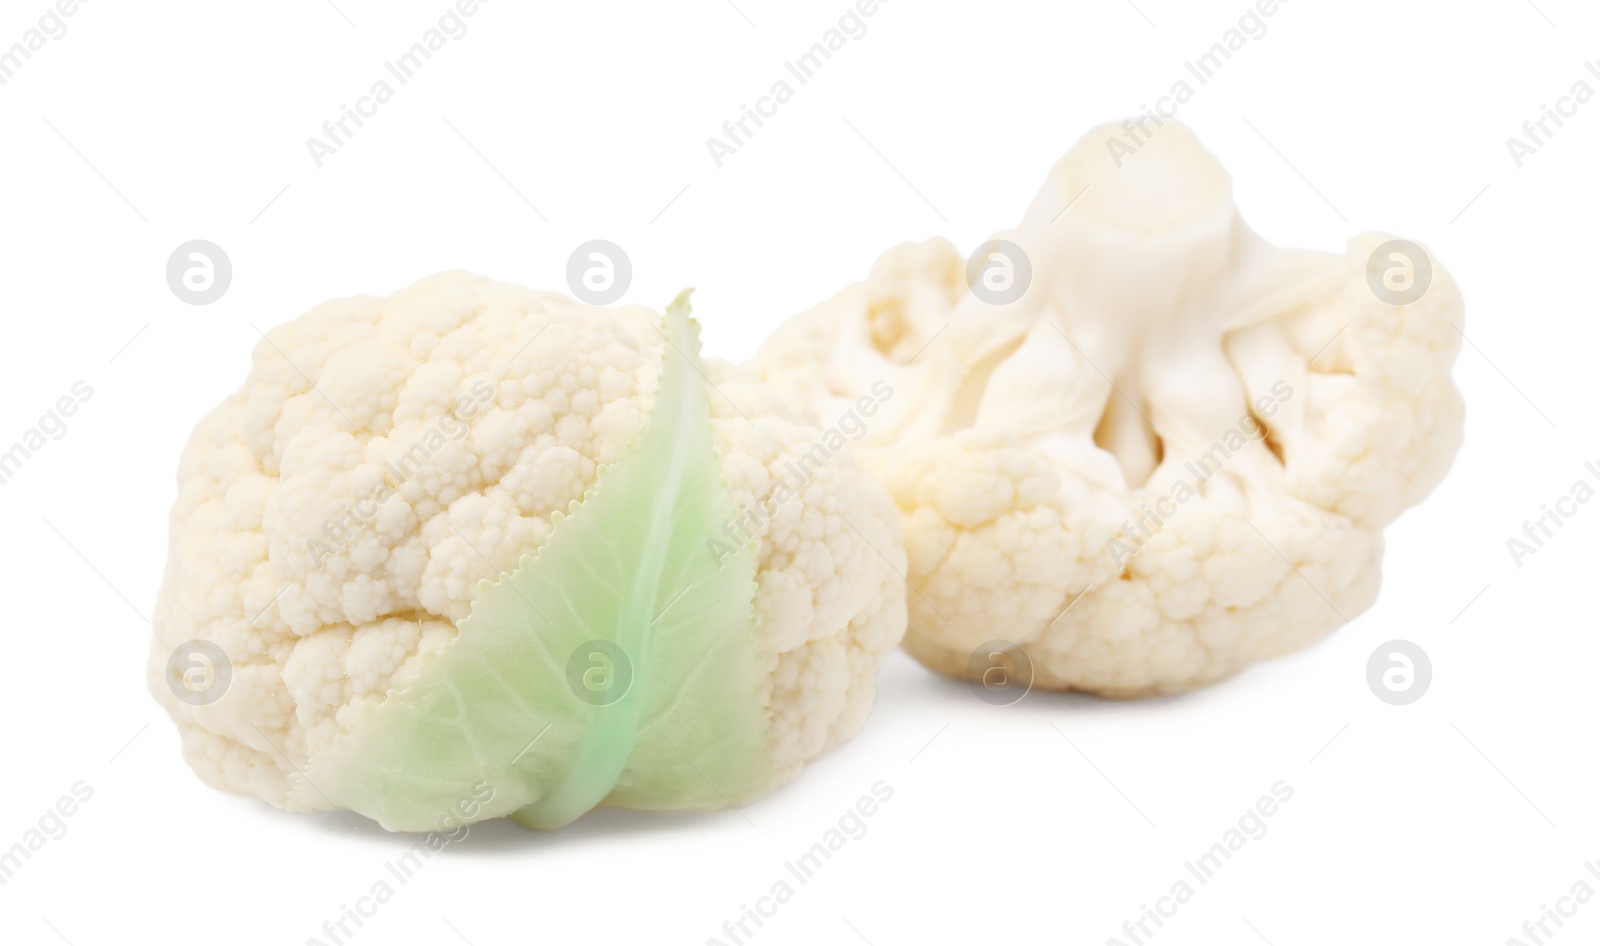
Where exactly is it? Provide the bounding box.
[149,274,906,831]
[755,121,1464,697]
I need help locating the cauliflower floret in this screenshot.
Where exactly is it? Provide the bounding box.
[755,121,1464,697]
[149,273,905,815]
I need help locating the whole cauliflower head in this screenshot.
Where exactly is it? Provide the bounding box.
[149,273,906,831]
[756,121,1464,697]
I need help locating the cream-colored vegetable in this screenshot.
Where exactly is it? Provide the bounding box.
[756,121,1464,696]
[149,273,906,821]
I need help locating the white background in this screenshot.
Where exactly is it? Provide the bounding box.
[0,0,1596,943]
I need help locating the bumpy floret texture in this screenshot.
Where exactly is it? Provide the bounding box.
[755,122,1464,696]
[149,273,905,817]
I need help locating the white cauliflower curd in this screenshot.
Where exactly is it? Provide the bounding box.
[756,121,1465,697]
[149,274,906,830]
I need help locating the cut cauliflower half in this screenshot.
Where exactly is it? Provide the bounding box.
[149,273,905,830]
[756,121,1464,697]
